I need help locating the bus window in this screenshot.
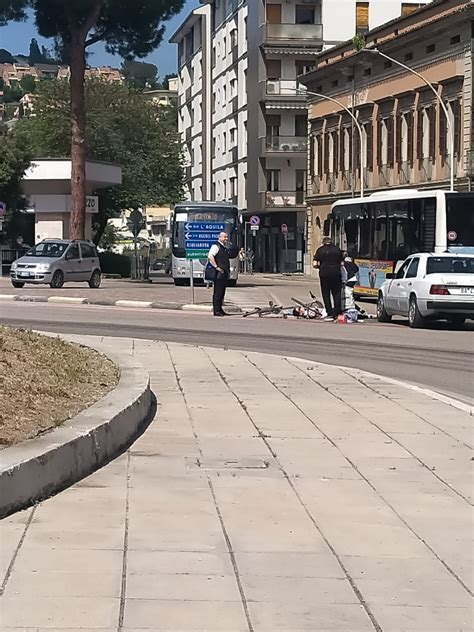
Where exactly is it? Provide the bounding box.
[374,214,389,260]
[446,194,474,249]
[344,220,359,258]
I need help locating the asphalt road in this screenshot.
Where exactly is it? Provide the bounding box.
[1,300,473,405]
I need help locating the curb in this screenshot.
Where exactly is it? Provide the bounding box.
[0,294,241,313]
[0,337,153,519]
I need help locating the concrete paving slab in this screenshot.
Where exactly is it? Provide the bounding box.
[4,570,122,597]
[122,599,248,630]
[127,550,234,576]
[126,572,242,601]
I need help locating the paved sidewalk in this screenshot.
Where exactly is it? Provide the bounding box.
[0,338,472,631]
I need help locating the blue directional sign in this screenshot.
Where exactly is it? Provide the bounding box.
[185,222,225,231]
[185,231,220,240]
[185,241,215,249]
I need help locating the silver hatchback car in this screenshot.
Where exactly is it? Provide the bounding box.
[10,239,101,289]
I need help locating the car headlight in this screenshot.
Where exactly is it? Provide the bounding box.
[36,263,51,272]
[11,262,18,270]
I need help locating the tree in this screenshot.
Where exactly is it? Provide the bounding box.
[121,60,159,90]
[28,37,45,64]
[18,78,184,243]
[20,74,37,93]
[0,48,15,63]
[0,124,31,241]
[0,0,185,240]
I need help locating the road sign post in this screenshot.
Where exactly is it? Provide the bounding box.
[281,224,289,273]
[184,221,224,303]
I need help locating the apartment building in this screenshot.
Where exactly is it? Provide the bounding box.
[302,0,472,270]
[172,0,431,272]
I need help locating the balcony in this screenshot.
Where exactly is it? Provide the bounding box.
[265,136,307,153]
[265,23,323,44]
[264,190,306,208]
[265,79,305,98]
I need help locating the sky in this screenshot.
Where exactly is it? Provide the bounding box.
[0,0,198,78]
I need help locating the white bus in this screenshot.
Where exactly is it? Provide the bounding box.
[171,202,241,286]
[326,189,474,297]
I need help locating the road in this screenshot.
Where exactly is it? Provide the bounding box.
[1,300,472,404]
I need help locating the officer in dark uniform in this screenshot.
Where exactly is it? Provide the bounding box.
[208,231,230,316]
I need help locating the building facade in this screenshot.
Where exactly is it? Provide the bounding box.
[172,0,431,272]
[302,0,473,271]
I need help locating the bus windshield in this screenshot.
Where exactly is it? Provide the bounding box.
[172,207,238,257]
[446,194,474,250]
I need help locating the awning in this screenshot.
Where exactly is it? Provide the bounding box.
[264,47,322,56]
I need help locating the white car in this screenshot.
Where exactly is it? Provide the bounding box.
[377,253,474,328]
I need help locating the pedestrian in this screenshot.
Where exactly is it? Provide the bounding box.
[208,231,230,317]
[313,236,344,321]
[239,247,245,272]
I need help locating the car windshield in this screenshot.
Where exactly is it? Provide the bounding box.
[26,242,68,258]
[427,257,474,275]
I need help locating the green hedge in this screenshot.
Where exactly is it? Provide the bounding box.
[99,252,131,278]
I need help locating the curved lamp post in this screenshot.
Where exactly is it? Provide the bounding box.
[365,47,455,191]
[296,86,366,198]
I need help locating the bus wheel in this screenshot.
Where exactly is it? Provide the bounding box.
[174,278,187,286]
[377,293,391,323]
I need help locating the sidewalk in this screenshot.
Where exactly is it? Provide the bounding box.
[1,338,471,631]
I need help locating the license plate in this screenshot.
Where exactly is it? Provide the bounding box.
[18,272,30,278]
[460,287,474,294]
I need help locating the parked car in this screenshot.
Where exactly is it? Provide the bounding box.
[149,255,171,281]
[10,239,101,289]
[377,253,474,328]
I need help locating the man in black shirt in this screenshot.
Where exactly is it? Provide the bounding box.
[313,237,344,321]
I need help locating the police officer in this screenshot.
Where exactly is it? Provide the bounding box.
[208,231,230,316]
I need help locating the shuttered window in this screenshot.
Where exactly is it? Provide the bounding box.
[452,99,461,156]
[428,106,436,159]
[416,109,423,160]
[386,117,394,167]
[407,111,414,165]
[440,106,447,159]
[396,114,402,165]
[366,121,373,170]
[356,2,369,33]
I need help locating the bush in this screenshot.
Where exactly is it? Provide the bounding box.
[99,252,131,278]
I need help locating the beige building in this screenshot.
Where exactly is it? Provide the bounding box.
[302,0,473,266]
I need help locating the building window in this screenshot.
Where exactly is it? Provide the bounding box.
[266,3,282,24]
[266,114,281,139]
[401,3,424,17]
[267,169,280,191]
[356,2,369,34]
[404,51,413,61]
[230,177,237,198]
[295,5,315,25]
[230,127,237,146]
[377,117,394,167]
[452,99,462,156]
[222,131,226,154]
[450,34,461,45]
[266,59,281,80]
[296,61,315,76]
[295,115,307,137]
[364,67,372,76]
[230,29,238,49]
[426,43,435,54]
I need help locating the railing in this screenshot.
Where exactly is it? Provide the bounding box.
[266,79,303,96]
[1,248,28,276]
[420,157,433,182]
[266,23,323,42]
[379,164,392,186]
[266,136,307,152]
[399,161,411,185]
[265,190,305,207]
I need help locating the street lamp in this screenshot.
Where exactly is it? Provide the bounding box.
[295,87,366,198]
[365,47,455,192]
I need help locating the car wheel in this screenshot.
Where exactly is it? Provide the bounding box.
[408,295,425,328]
[377,293,391,322]
[88,269,101,288]
[50,270,64,289]
[11,281,25,288]
[448,315,466,328]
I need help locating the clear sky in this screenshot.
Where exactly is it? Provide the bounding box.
[0,0,199,78]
